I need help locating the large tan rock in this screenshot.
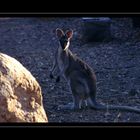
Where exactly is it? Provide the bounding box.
[0,53,48,122]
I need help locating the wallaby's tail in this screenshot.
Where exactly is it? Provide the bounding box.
[93,102,140,114]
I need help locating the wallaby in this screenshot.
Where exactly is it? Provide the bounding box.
[50,28,140,114]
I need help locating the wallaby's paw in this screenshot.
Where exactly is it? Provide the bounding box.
[50,73,54,79]
[56,76,60,82]
[57,103,81,111]
[57,103,75,111]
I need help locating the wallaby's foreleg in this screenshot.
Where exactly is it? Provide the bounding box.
[50,55,58,79]
[55,68,64,82]
[55,76,60,82]
[50,59,66,82]
[54,67,64,83]
[55,62,69,82]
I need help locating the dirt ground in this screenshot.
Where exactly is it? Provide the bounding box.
[0,17,140,123]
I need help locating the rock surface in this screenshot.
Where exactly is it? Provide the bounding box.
[0,53,48,122]
[82,17,111,42]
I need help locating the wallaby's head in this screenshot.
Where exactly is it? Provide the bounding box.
[56,28,73,51]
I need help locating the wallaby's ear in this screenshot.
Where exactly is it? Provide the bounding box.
[65,29,73,39]
[56,28,64,38]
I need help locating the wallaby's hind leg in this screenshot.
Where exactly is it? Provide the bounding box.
[73,95,83,109]
[86,97,98,109]
[57,80,83,110]
[58,79,89,111]
[57,96,82,110]
[86,96,107,110]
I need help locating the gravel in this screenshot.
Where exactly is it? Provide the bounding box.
[0,17,140,123]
